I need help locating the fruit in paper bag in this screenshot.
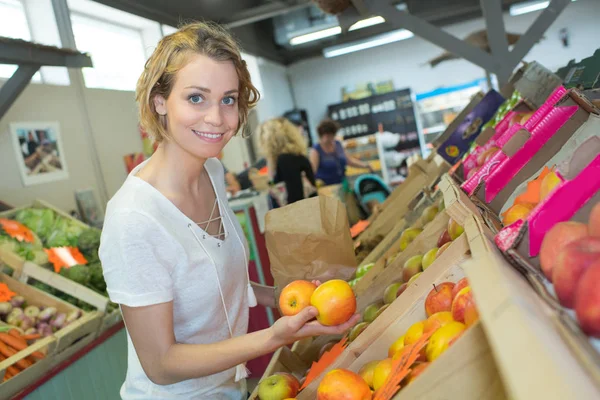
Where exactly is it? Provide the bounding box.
[436,242,451,258]
[553,237,600,308]
[574,261,600,337]
[257,372,300,400]
[425,282,455,317]
[539,170,562,201]
[407,272,422,286]
[317,369,372,400]
[437,229,452,248]
[447,219,464,240]
[388,334,405,358]
[279,280,317,316]
[423,311,454,334]
[310,279,356,326]
[372,358,393,391]
[539,222,588,281]
[421,205,439,224]
[422,248,439,270]
[363,302,383,323]
[426,321,466,362]
[404,321,425,345]
[451,278,469,300]
[590,203,600,238]
[501,203,535,226]
[451,287,473,323]
[403,255,423,282]
[399,228,422,251]
[348,322,369,342]
[358,360,380,389]
[383,282,403,305]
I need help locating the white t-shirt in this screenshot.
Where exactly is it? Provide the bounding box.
[99,158,249,400]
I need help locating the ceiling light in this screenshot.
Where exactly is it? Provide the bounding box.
[323,29,414,58]
[290,26,342,45]
[509,0,576,16]
[349,16,385,31]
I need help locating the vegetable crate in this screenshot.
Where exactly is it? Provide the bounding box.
[297,219,501,399]
[463,215,600,399]
[0,273,95,399]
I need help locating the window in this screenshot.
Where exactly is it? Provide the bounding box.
[0,0,41,82]
[70,13,147,91]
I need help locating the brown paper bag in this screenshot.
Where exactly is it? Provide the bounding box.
[265,196,357,290]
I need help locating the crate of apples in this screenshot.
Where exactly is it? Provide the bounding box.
[312,277,479,400]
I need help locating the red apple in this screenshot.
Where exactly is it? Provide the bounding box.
[574,261,600,337]
[424,282,455,317]
[590,202,600,238]
[451,278,469,300]
[257,372,300,400]
[539,222,588,281]
[396,283,408,298]
[451,287,473,324]
[437,229,452,248]
[553,237,600,308]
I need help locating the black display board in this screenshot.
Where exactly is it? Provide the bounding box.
[327,89,420,151]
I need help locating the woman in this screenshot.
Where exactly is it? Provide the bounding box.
[99,22,358,400]
[258,117,316,204]
[309,119,373,186]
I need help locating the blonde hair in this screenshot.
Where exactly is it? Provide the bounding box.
[258,118,307,164]
[136,21,260,143]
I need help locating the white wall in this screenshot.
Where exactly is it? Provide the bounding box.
[0,83,143,212]
[288,0,600,142]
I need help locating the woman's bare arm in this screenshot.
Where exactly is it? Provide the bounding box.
[309,148,320,173]
[121,302,359,386]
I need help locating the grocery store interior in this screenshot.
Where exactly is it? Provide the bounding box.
[1,0,599,398]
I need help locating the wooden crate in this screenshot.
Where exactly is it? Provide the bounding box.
[0,199,89,275]
[297,243,491,398]
[462,215,600,399]
[439,174,482,227]
[17,262,120,340]
[297,223,473,397]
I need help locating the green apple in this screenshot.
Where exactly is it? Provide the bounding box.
[374,304,390,319]
[257,372,300,400]
[448,219,464,240]
[356,263,374,278]
[348,321,370,342]
[402,254,423,282]
[364,302,383,323]
[383,282,403,304]
[408,272,422,285]
[421,205,439,224]
[422,248,439,270]
[399,228,423,251]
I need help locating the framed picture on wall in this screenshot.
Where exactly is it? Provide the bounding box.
[9,121,69,186]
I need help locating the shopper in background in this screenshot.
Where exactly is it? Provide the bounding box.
[310,118,373,186]
[258,117,317,204]
[217,152,242,196]
[99,22,358,400]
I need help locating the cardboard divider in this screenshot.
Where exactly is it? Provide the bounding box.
[462,216,600,399]
[297,228,473,398]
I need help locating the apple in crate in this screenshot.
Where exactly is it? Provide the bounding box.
[425,282,455,317]
[448,219,464,240]
[257,372,300,400]
[317,369,372,400]
[372,358,393,391]
[437,229,452,248]
[426,322,466,362]
[451,278,469,300]
[575,261,600,337]
[403,255,423,282]
[423,311,454,334]
[363,302,383,323]
[348,322,370,342]
[358,360,380,389]
[590,202,600,237]
[355,263,374,279]
[422,248,439,270]
[383,282,404,304]
[388,334,405,358]
[539,221,588,281]
[399,228,422,251]
[451,287,474,323]
[553,237,600,308]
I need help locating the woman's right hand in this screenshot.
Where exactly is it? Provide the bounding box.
[270,306,360,346]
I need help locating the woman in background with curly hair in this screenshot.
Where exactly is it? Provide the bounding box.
[258,117,316,204]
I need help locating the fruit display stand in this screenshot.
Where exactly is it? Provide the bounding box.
[297,222,488,399]
[462,215,600,399]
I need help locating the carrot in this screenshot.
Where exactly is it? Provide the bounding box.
[30,351,45,360]
[0,342,32,370]
[0,333,27,351]
[7,329,22,339]
[21,333,41,341]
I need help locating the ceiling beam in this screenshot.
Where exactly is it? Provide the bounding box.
[480,0,510,61]
[224,0,313,29]
[0,38,93,68]
[0,65,39,120]
[369,0,497,72]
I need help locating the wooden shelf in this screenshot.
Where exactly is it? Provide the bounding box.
[462,215,600,399]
